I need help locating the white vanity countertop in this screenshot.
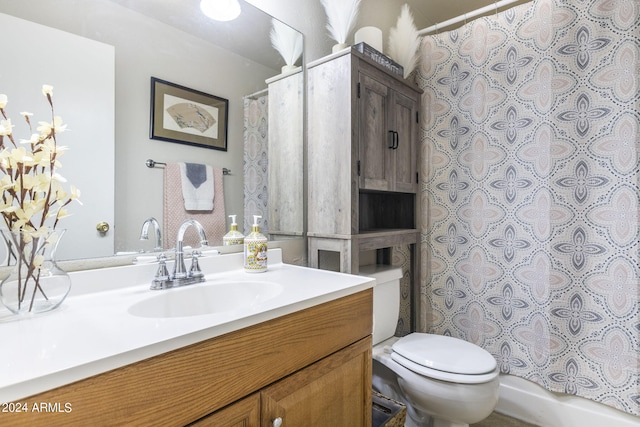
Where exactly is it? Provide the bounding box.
[0,249,374,403]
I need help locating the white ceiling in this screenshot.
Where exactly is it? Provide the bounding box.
[107,0,532,69]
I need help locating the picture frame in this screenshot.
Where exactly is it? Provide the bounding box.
[150,77,228,151]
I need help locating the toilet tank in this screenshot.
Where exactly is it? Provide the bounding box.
[360,265,403,346]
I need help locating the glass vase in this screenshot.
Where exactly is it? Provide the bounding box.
[0,229,71,315]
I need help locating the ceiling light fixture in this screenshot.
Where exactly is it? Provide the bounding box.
[200,0,241,22]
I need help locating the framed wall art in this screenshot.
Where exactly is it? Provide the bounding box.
[150,77,228,151]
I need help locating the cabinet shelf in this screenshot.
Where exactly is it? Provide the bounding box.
[358,228,418,236]
[357,229,419,251]
[359,191,415,232]
[307,228,418,239]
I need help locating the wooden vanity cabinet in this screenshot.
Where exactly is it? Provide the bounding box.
[260,338,371,426]
[193,337,371,427]
[190,394,260,426]
[3,290,372,427]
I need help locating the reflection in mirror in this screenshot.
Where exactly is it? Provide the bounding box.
[0,10,115,261]
[0,0,304,261]
[245,62,304,241]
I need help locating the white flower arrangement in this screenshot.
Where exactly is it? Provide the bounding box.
[320,0,361,51]
[270,18,303,73]
[388,4,421,79]
[0,85,81,237]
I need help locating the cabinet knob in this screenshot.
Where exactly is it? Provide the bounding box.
[272,417,283,427]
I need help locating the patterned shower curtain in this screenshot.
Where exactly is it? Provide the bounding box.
[417,0,639,416]
[243,93,269,237]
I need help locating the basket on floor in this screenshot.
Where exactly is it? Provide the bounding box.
[372,390,407,427]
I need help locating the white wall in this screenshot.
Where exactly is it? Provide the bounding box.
[0,0,410,257]
[0,0,276,253]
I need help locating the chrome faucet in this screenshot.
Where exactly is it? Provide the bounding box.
[150,219,209,290]
[173,219,208,279]
[140,217,163,252]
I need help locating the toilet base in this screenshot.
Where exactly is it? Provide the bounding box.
[431,419,469,427]
[402,405,470,427]
[373,337,499,427]
[373,362,473,427]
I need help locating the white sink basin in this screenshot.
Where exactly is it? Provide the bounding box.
[128,280,283,318]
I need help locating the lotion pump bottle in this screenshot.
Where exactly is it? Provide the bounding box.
[244,215,267,273]
[223,215,244,246]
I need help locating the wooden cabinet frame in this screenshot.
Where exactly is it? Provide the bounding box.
[2,291,373,426]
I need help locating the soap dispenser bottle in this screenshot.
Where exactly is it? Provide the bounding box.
[244,215,267,273]
[223,215,245,246]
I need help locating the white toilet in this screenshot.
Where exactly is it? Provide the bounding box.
[364,265,500,427]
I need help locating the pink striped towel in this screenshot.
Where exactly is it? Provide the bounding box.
[163,162,226,248]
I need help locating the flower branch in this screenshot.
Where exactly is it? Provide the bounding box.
[0,85,80,313]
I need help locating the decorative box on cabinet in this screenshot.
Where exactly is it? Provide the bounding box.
[307,47,421,331]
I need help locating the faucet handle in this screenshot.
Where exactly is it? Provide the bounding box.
[155,253,170,280]
[189,250,204,278]
[151,253,171,289]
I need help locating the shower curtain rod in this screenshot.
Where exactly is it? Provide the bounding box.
[244,87,268,100]
[418,0,528,35]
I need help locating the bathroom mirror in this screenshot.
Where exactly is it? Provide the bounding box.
[0,0,305,261]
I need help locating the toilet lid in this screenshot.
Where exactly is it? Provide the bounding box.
[392,333,497,375]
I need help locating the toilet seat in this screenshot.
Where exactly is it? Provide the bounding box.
[391,333,498,384]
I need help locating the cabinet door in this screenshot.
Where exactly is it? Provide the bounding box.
[359,72,393,192]
[358,70,419,194]
[261,338,372,427]
[189,394,260,427]
[392,88,419,193]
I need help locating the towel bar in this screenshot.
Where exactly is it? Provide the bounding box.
[145,159,231,175]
